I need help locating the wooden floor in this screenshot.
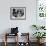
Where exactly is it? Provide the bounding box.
[0,42,46,46]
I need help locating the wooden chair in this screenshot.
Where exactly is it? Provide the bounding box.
[4,33,18,46]
[18,33,30,46]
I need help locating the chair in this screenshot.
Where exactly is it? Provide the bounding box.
[4,27,19,46]
[18,33,30,46]
[4,33,18,46]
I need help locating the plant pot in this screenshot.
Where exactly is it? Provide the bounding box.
[37,39,40,43]
[37,39,45,44]
[40,38,45,43]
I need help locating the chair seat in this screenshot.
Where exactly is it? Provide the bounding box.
[6,33,17,36]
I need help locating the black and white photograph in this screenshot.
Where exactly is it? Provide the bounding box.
[10,7,26,20]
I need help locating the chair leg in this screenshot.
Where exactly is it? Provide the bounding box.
[4,33,7,46]
[4,41,7,46]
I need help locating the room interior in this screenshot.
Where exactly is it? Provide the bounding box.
[0,0,46,46]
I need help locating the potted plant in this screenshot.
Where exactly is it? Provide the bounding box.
[33,32,46,43]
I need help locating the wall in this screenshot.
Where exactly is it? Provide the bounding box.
[0,0,36,42]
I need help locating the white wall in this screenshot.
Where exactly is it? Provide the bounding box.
[0,0,37,42]
[0,0,37,34]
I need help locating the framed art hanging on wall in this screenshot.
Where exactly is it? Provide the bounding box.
[10,7,26,20]
[37,0,46,19]
[36,0,46,27]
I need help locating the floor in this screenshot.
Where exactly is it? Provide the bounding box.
[0,42,46,46]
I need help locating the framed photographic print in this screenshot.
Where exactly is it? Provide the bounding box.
[36,0,46,26]
[10,7,26,20]
[37,0,46,19]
